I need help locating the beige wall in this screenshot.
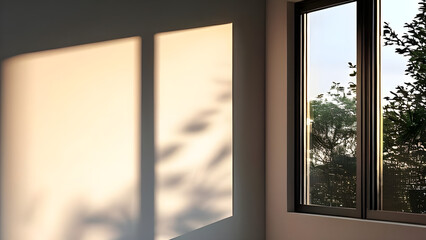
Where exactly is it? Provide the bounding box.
[265,0,426,239]
[2,38,141,240]
[0,0,266,239]
[155,24,233,240]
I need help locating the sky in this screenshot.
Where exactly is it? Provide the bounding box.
[381,0,419,100]
[306,0,420,102]
[307,2,356,100]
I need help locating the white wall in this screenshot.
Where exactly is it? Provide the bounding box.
[0,0,266,239]
[2,38,141,240]
[265,0,426,239]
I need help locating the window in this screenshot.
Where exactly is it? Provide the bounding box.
[293,0,426,225]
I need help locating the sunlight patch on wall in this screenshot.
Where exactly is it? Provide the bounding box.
[154,23,233,240]
[1,37,141,240]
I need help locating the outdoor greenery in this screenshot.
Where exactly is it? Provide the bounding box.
[309,0,426,212]
[382,0,426,213]
[309,64,357,208]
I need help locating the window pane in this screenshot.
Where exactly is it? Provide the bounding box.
[303,2,357,208]
[380,0,426,214]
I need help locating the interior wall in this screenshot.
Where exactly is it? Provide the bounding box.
[265,0,426,239]
[0,0,265,239]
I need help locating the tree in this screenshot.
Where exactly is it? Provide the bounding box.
[309,63,357,207]
[382,0,426,213]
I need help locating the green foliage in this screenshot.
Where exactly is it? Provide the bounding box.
[309,64,357,207]
[382,0,426,213]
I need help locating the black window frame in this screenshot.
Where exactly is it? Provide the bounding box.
[290,0,426,225]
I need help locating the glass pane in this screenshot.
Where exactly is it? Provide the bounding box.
[380,0,426,213]
[304,2,357,208]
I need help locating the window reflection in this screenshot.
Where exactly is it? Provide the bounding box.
[1,37,141,240]
[155,23,233,240]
